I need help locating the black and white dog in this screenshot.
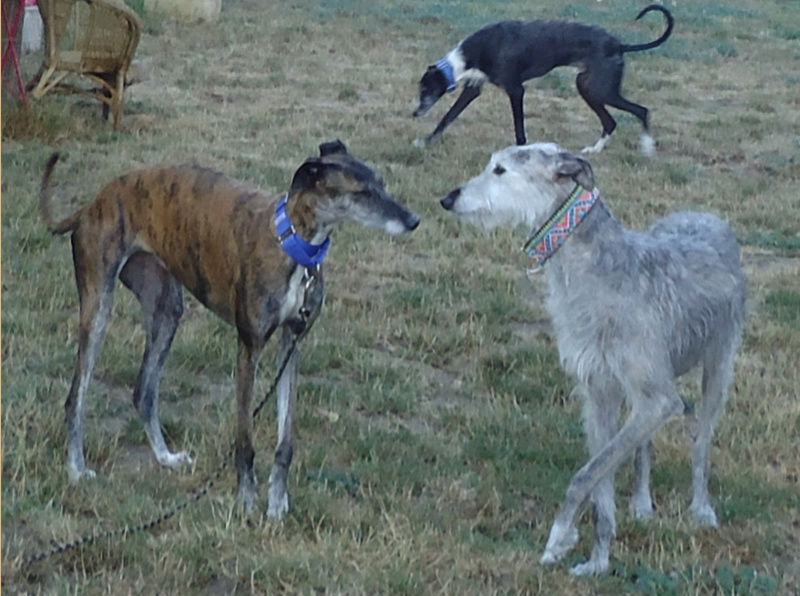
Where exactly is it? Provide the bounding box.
[413,4,673,155]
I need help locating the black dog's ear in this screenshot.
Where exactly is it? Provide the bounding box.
[291,158,328,192]
[319,139,348,156]
[426,64,438,73]
[554,152,595,189]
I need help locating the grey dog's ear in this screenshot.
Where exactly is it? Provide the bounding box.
[319,139,348,156]
[554,152,594,189]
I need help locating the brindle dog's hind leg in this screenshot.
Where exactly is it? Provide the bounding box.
[119,251,193,470]
[65,229,124,480]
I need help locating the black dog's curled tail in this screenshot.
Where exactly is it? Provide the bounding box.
[41,153,81,234]
[621,4,674,53]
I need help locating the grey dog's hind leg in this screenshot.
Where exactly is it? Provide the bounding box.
[690,336,740,526]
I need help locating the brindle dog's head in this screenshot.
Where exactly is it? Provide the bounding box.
[290,140,420,234]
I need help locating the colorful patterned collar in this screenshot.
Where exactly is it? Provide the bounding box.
[523,185,599,267]
[436,58,457,93]
[275,194,330,269]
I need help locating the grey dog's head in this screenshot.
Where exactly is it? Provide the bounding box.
[440,143,595,230]
[290,140,420,234]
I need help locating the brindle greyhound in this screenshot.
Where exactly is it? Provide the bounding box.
[40,140,420,518]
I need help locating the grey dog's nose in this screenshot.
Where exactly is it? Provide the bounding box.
[441,188,460,210]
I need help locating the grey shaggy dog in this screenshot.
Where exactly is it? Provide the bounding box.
[441,142,746,575]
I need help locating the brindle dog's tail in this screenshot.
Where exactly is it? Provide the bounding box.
[621,4,674,54]
[41,153,80,234]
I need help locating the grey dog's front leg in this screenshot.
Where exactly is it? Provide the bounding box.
[266,328,299,520]
[631,440,654,520]
[542,389,683,569]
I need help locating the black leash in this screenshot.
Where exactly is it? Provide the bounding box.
[20,334,299,569]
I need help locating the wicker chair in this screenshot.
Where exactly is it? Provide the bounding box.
[29,0,141,130]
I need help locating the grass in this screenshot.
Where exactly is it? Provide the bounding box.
[2,0,800,593]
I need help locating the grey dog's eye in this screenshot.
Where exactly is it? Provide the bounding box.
[493,164,506,175]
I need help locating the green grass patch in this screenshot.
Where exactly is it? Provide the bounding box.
[763,289,800,327]
[742,231,800,252]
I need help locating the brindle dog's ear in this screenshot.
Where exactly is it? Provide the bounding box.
[554,152,595,189]
[319,139,348,156]
[291,158,326,192]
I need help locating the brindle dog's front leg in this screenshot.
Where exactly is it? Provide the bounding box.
[266,327,299,520]
[267,270,324,521]
[235,337,262,513]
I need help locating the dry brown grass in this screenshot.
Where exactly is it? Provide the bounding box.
[2,0,799,593]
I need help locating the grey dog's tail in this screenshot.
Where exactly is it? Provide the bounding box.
[41,153,80,234]
[621,4,674,53]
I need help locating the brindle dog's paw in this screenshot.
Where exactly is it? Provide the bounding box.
[237,474,259,516]
[156,450,194,469]
[68,466,97,482]
[570,558,610,576]
[266,469,290,521]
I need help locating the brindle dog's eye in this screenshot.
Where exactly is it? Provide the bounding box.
[493,164,506,175]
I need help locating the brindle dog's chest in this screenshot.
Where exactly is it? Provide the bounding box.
[279,266,307,324]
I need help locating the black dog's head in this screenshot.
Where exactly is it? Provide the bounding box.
[412,64,450,118]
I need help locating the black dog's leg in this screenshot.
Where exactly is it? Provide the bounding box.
[577,62,655,154]
[608,92,655,155]
[576,69,618,153]
[507,84,527,145]
[425,85,482,144]
[606,94,649,131]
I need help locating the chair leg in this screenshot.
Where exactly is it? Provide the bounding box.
[25,65,44,92]
[30,64,60,99]
[113,70,124,130]
[101,87,111,121]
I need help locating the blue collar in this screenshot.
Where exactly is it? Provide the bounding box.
[275,194,331,268]
[436,58,457,93]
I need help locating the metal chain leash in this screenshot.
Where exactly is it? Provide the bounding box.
[21,334,299,569]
